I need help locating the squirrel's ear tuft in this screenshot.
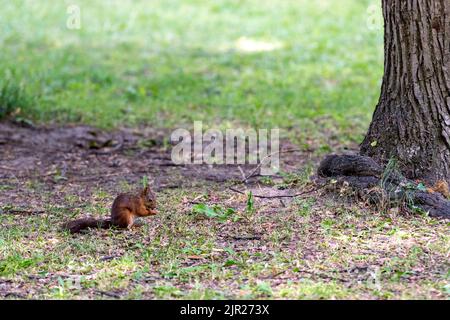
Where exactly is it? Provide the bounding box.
[141,185,149,197]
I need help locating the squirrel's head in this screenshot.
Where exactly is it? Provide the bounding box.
[141,185,157,209]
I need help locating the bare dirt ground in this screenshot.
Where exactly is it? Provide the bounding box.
[0,122,311,200]
[0,122,448,299]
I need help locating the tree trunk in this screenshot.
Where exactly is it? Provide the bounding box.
[360,0,450,184]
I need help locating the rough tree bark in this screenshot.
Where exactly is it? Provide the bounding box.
[360,0,450,184]
[318,0,450,217]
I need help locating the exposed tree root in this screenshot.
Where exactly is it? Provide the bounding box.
[318,154,450,218]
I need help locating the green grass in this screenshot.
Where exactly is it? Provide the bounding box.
[0,184,448,299]
[0,76,34,119]
[4,0,444,301]
[1,0,383,137]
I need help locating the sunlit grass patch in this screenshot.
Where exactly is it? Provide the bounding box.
[0,0,382,137]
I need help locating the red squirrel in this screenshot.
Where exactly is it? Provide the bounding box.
[62,186,157,234]
[427,180,450,199]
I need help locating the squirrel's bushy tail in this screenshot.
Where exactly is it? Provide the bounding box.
[62,218,112,234]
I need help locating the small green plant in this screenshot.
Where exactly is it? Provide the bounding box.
[380,158,400,190]
[278,166,313,189]
[52,169,68,183]
[246,191,255,214]
[153,285,183,298]
[254,281,273,297]
[379,158,423,213]
[192,203,238,222]
[416,183,427,192]
[296,198,315,217]
[259,176,274,185]
[321,218,335,233]
[0,253,41,276]
[223,259,240,267]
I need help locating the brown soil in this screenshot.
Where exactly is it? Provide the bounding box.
[0,122,313,211]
